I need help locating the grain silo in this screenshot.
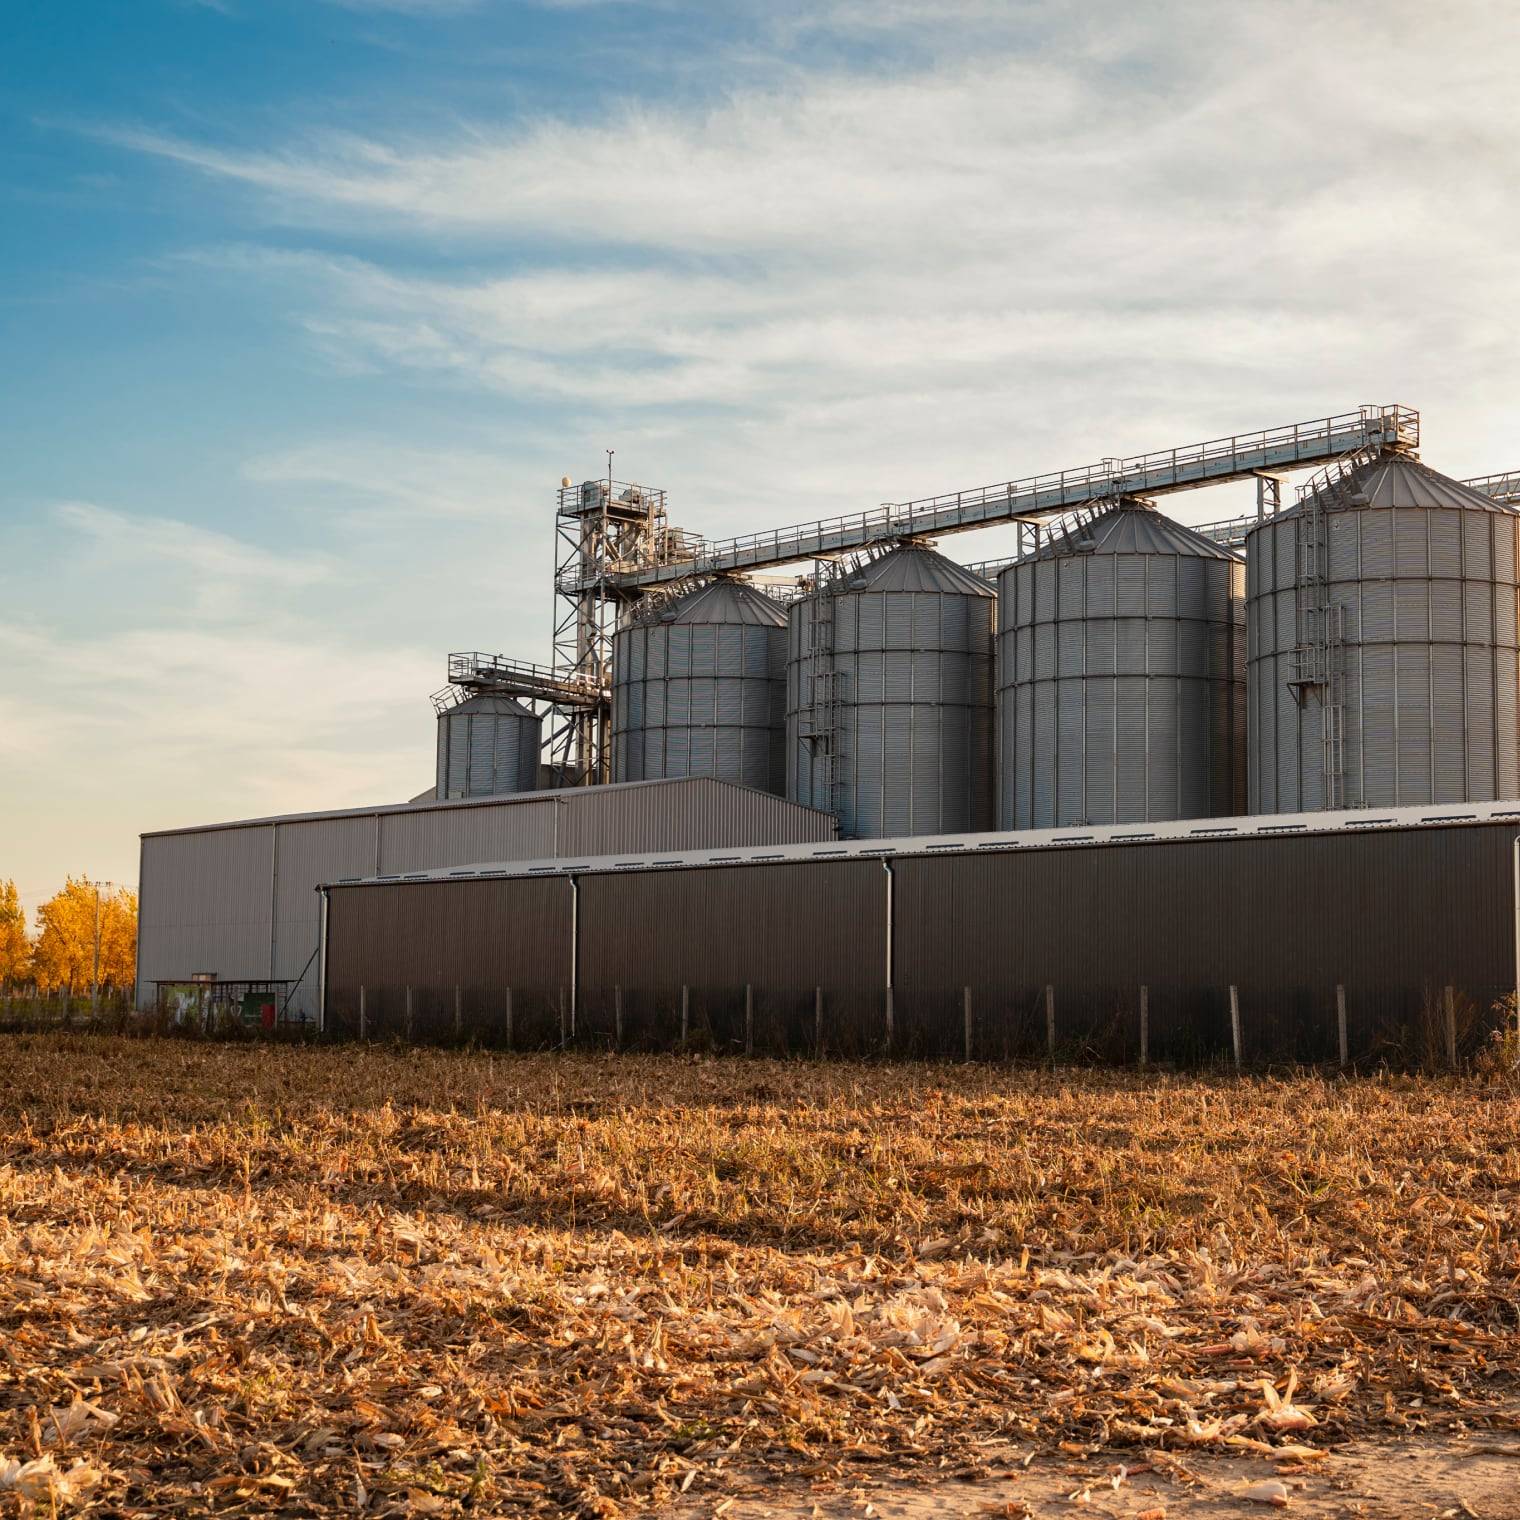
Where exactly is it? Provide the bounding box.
[996,499,1245,828]
[786,541,993,837]
[435,693,542,800]
[1247,453,1520,812]
[611,577,787,794]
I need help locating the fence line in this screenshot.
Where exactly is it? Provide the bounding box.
[303,979,1517,1071]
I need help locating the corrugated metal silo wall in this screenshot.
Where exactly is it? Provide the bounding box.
[576,860,887,1052]
[611,621,787,794]
[437,707,541,799]
[891,823,1516,1062]
[324,878,574,1043]
[786,590,993,838]
[997,554,1245,827]
[556,779,834,855]
[1248,507,1520,812]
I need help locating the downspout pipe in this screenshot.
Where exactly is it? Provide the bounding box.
[1512,836,1520,1067]
[318,886,330,1037]
[569,872,580,1039]
[132,835,145,1015]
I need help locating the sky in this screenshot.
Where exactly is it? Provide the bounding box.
[1,0,1516,917]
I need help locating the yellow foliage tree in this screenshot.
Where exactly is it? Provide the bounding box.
[0,879,31,986]
[31,878,137,994]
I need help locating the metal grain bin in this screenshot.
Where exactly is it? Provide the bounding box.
[786,542,994,837]
[435,693,542,800]
[611,578,787,795]
[1247,454,1520,812]
[997,500,1245,828]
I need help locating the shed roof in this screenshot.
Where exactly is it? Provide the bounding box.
[140,775,833,839]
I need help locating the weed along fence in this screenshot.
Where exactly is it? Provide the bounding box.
[319,804,1520,1069]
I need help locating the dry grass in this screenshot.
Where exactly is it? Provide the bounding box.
[1,1037,1517,1516]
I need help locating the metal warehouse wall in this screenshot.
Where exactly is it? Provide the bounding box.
[890,824,1516,1061]
[324,878,574,1043]
[577,860,887,989]
[137,779,834,1020]
[320,819,1519,1065]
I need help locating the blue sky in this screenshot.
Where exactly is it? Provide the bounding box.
[1,0,1516,915]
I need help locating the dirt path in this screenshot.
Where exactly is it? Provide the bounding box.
[679,1434,1520,1519]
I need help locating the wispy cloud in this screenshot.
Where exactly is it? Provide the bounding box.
[11,0,1518,904]
[55,501,335,617]
[0,612,439,831]
[245,439,525,522]
[126,0,1512,519]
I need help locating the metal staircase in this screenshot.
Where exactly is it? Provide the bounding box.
[1284,448,1382,808]
[796,557,855,815]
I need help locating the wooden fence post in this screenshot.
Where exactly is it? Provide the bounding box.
[504,986,513,1051]
[1229,985,1242,1072]
[1336,984,1348,1070]
[454,985,462,1042]
[1444,985,1457,1069]
[1139,985,1149,1069]
[358,985,367,1042]
[615,985,624,1051]
[1044,985,1055,1064]
[814,987,824,1056]
[680,985,689,1050]
[744,984,754,1057]
[963,986,973,1062]
[405,985,413,1043]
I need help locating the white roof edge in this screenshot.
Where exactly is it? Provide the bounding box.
[321,798,1520,889]
[141,775,831,841]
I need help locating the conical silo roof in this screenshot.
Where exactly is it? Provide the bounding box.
[846,542,994,596]
[1291,454,1517,516]
[1037,499,1240,561]
[449,693,537,719]
[648,578,788,628]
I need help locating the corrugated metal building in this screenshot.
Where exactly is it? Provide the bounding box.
[321,801,1520,1065]
[137,778,835,1019]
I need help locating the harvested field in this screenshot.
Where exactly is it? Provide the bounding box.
[1,1037,1518,1517]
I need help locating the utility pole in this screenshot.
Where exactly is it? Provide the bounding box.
[90,880,115,1017]
[91,882,102,1017]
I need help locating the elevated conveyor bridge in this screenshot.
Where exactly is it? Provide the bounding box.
[560,404,1420,594]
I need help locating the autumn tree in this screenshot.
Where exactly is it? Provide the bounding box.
[31,878,137,994]
[0,879,31,987]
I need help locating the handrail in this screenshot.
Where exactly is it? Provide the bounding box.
[1467,470,1520,504]
[445,652,605,709]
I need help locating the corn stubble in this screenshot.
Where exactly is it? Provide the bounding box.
[0,1037,1517,1516]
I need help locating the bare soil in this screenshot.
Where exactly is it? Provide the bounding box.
[687,1433,1520,1518]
